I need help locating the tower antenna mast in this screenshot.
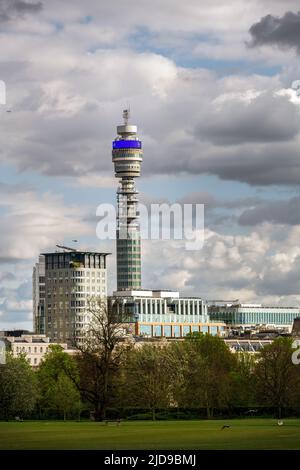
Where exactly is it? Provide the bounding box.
[123,107,130,126]
[112,109,143,290]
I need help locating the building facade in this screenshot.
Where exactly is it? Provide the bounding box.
[113,290,226,338]
[3,334,75,367]
[33,249,109,343]
[112,109,143,290]
[208,303,300,330]
[33,255,46,334]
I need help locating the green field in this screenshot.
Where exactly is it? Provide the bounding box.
[0,419,300,450]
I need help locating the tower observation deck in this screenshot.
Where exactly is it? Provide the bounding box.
[112,110,143,290]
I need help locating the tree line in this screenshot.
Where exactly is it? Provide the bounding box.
[1,300,300,421]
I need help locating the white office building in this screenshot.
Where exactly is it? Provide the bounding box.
[33,248,110,344]
[113,290,226,338]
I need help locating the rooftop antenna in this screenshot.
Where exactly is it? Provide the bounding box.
[56,244,77,252]
[123,106,130,125]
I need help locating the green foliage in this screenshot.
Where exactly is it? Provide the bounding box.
[0,354,38,420]
[254,337,300,418]
[180,334,236,417]
[37,345,81,420]
[1,334,299,423]
[123,345,174,420]
[230,353,256,407]
[75,297,128,421]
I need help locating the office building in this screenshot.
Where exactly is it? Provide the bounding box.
[112,289,226,338]
[208,302,300,331]
[33,248,109,343]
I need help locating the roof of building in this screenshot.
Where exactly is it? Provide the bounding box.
[42,251,111,256]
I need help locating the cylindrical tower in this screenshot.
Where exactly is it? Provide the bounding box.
[112,110,143,290]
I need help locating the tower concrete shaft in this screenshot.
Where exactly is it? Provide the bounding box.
[112,110,143,290]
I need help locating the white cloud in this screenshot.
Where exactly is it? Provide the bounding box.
[140,224,300,305]
[0,183,92,262]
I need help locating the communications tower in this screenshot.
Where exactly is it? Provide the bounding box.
[112,109,143,290]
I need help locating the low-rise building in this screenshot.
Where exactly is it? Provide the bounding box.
[3,333,76,367]
[208,302,300,331]
[112,289,226,338]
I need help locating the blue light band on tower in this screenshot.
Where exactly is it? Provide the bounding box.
[113,140,142,150]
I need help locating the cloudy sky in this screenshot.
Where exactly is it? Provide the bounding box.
[1,0,300,330]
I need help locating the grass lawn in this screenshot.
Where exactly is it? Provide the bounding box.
[0,419,300,450]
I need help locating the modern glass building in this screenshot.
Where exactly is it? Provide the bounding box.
[112,110,143,290]
[208,303,300,330]
[112,290,226,338]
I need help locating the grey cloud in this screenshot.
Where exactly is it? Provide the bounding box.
[0,9,299,190]
[238,196,300,226]
[191,142,300,186]
[258,259,300,296]
[248,11,300,52]
[178,191,262,210]
[145,138,300,186]
[0,0,43,22]
[195,92,300,146]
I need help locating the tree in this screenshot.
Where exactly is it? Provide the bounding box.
[254,337,300,418]
[38,345,81,420]
[124,344,173,420]
[181,333,236,418]
[73,297,128,421]
[230,352,256,408]
[165,340,190,409]
[0,353,37,420]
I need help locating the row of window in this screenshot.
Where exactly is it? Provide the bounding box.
[117,267,141,273]
[117,253,141,257]
[47,287,106,295]
[139,324,220,337]
[118,274,141,280]
[118,282,141,287]
[137,300,204,315]
[14,345,47,353]
[46,306,87,318]
[45,254,106,270]
[210,311,299,325]
[47,271,106,278]
[47,280,105,285]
